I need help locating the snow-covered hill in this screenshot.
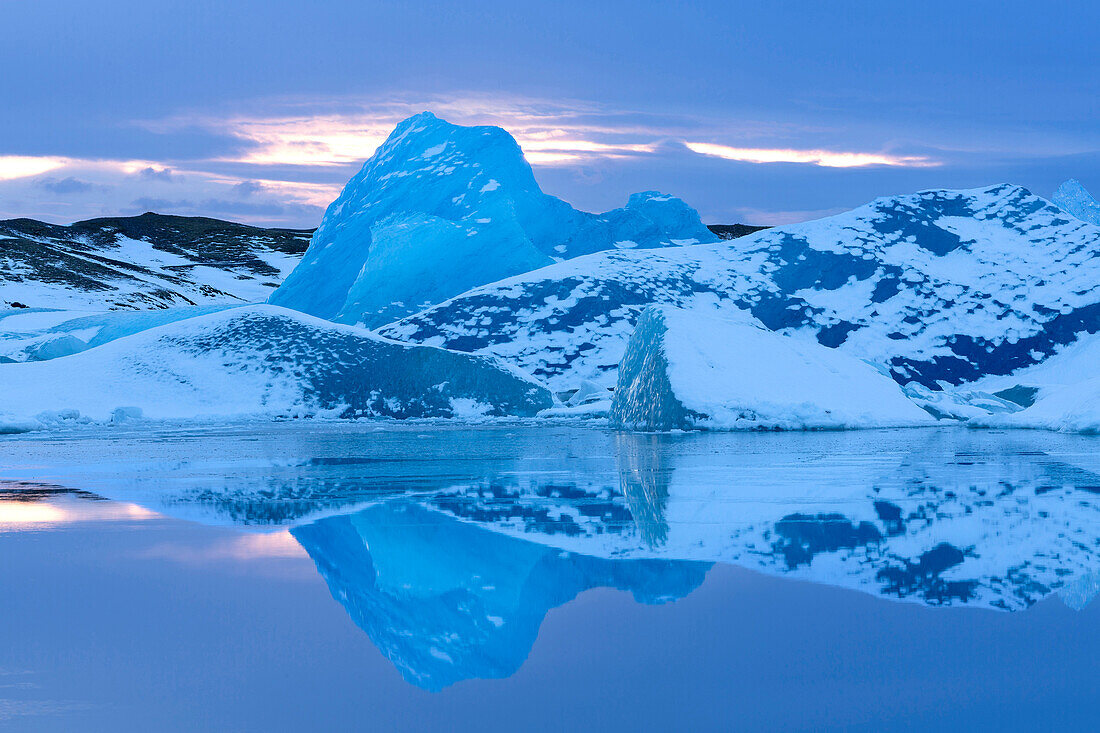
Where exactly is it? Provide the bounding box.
[270,112,718,327]
[0,212,310,311]
[381,184,1100,394]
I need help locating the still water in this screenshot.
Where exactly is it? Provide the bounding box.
[0,423,1097,731]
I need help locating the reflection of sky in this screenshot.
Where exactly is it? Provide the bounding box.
[4,421,1100,727]
[0,497,1098,731]
[1,1,1097,226]
[0,497,158,530]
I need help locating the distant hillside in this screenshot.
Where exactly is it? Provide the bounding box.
[0,212,312,310]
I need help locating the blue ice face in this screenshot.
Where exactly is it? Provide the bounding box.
[1053,178,1100,226]
[269,112,717,328]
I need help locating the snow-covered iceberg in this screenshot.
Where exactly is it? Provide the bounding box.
[269,112,717,327]
[0,305,552,428]
[382,184,1100,393]
[1004,380,1100,433]
[1052,178,1100,226]
[609,306,932,431]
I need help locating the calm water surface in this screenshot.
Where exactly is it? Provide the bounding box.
[0,423,1098,731]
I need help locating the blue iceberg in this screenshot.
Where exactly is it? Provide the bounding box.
[1053,178,1100,225]
[269,112,717,327]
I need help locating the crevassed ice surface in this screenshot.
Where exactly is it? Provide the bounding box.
[1052,178,1100,226]
[381,184,1100,392]
[609,306,931,430]
[0,305,552,428]
[269,112,717,327]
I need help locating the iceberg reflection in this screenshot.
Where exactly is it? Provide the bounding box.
[278,429,1100,689]
[293,503,708,691]
[4,425,1100,689]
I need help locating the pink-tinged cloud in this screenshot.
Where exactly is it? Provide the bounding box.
[0,156,69,181]
[683,141,940,168]
[140,530,308,563]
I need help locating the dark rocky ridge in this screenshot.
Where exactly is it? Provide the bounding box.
[707,223,770,239]
[0,212,313,310]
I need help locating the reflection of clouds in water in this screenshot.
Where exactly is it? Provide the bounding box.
[6,425,1100,691]
[0,698,92,722]
[0,496,157,532]
[139,530,307,563]
[0,670,88,723]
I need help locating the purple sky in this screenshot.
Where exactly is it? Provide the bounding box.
[2,0,1098,227]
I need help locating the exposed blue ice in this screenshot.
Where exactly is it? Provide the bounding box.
[1053,178,1100,225]
[269,112,717,327]
[0,305,235,362]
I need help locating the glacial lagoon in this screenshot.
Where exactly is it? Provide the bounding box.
[1,422,1098,730]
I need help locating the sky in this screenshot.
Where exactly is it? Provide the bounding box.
[1,0,1098,228]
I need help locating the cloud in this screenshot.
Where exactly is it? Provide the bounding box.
[138,93,735,170]
[127,195,322,220]
[0,156,68,181]
[233,180,265,197]
[36,176,97,194]
[140,93,951,176]
[138,166,177,182]
[6,91,1059,229]
[683,142,940,169]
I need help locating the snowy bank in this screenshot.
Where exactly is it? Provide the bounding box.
[0,305,552,429]
[962,331,1100,432]
[993,377,1100,433]
[608,306,933,431]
